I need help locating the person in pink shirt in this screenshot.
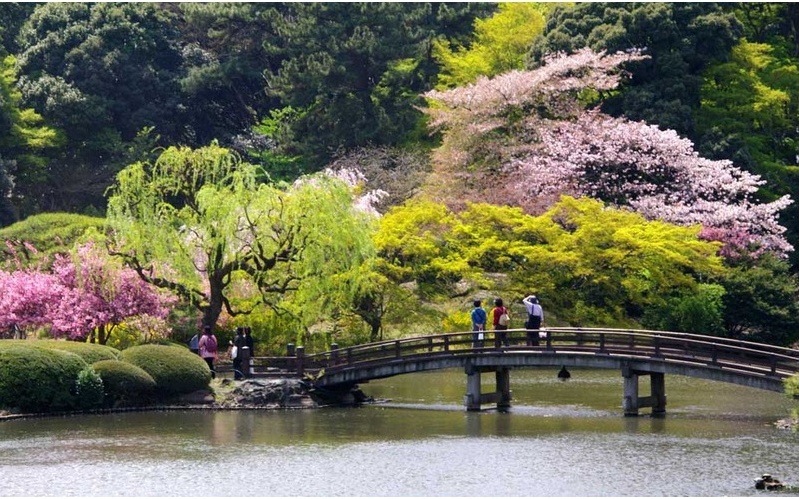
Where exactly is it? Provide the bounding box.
[198,325,219,378]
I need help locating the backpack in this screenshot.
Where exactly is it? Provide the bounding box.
[498,309,510,326]
[206,335,218,353]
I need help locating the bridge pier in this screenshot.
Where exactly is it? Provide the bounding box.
[464,363,511,411]
[622,363,666,417]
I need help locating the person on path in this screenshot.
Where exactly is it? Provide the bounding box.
[242,327,255,377]
[232,327,245,380]
[470,300,487,348]
[244,327,254,353]
[198,325,219,379]
[492,298,511,347]
[522,294,544,346]
[188,333,199,355]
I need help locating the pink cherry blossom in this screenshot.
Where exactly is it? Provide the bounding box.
[422,49,793,256]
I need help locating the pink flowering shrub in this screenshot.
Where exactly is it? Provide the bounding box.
[0,243,173,343]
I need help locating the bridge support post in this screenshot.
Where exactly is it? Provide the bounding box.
[464,362,512,411]
[465,368,482,411]
[496,368,511,410]
[622,374,639,416]
[622,363,666,417]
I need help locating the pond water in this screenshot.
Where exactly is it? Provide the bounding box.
[1,367,797,496]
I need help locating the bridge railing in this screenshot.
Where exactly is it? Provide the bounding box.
[251,328,799,380]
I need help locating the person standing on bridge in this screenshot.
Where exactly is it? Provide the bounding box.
[471,300,487,347]
[523,294,544,346]
[492,298,511,347]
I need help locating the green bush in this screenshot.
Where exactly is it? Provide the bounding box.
[0,213,106,270]
[92,360,157,407]
[75,367,105,410]
[32,340,120,364]
[119,344,211,398]
[0,345,87,413]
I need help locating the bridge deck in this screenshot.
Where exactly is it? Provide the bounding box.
[249,328,799,394]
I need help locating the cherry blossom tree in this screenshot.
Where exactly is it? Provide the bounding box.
[48,243,172,344]
[422,48,793,257]
[0,242,172,343]
[0,269,65,336]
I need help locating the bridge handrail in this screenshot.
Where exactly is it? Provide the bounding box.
[555,327,799,356]
[294,328,799,378]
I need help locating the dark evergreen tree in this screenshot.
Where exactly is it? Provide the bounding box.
[529,3,742,139]
[263,2,494,169]
[13,3,182,214]
[170,3,283,146]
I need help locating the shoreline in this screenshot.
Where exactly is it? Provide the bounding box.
[0,377,371,421]
[3,377,797,430]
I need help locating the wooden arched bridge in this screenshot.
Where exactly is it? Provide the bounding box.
[249,328,799,415]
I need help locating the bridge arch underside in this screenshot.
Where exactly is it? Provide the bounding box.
[316,352,786,394]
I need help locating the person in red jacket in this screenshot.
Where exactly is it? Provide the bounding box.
[492,298,510,347]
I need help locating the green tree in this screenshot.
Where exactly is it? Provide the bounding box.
[14,3,181,214]
[463,197,725,326]
[376,196,726,328]
[642,283,727,336]
[719,252,799,346]
[530,2,742,138]
[375,199,478,299]
[0,3,34,55]
[172,3,282,146]
[263,2,494,168]
[433,2,549,88]
[106,142,376,335]
[696,39,799,264]
[0,55,63,226]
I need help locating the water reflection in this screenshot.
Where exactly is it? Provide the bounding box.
[1,368,797,497]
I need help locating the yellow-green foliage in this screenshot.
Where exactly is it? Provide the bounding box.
[375,199,482,296]
[785,375,799,398]
[441,310,472,333]
[433,3,550,88]
[377,196,725,328]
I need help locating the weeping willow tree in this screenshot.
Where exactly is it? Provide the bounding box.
[105,142,376,335]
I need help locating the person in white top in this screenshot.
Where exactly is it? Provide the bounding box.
[522,294,544,346]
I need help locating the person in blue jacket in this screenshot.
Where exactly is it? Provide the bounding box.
[470,300,487,347]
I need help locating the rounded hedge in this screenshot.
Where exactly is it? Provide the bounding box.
[0,345,88,413]
[92,360,157,407]
[75,367,105,410]
[31,340,120,364]
[119,344,211,398]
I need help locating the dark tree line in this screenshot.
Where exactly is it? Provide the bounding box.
[0,2,492,222]
[1,2,797,270]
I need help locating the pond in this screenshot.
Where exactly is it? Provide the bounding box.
[2,367,797,496]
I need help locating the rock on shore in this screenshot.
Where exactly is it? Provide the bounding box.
[213,378,318,409]
[195,377,372,410]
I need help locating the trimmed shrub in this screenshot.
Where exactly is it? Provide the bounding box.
[0,345,87,413]
[0,213,106,271]
[119,344,211,398]
[75,367,105,410]
[32,340,120,364]
[92,360,156,407]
